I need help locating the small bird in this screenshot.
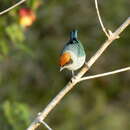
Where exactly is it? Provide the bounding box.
[59,30,86,76]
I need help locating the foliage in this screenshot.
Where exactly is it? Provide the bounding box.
[0,0,130,130]
[0,101,30,130]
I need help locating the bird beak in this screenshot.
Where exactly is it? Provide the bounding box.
[60,67,64,71]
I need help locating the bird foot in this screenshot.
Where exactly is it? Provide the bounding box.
[71,76,78,83]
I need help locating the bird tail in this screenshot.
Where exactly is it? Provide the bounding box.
[70,30,78,40]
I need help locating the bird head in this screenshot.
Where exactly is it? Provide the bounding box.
[59,52,72,71]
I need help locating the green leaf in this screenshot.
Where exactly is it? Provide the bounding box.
[5,24,25,43]
[0,40,9,55]
[27,0,39,10]
[2,101,30,130]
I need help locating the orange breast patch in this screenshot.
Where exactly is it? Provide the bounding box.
[59,52,71,67]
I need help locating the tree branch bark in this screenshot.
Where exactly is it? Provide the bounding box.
[0,0,26,15]
[79,66,130,82]
[27,17,130,130]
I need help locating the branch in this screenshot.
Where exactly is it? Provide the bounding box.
[27,17,130,130]
[0,0,26,15]
[78,67,130,82]
[95,0,109,37]
[39,120,52,130]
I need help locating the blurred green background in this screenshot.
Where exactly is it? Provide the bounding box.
[0,0,130,130]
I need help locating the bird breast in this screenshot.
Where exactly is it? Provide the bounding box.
[65,51,86,71]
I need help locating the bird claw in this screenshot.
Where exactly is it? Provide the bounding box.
[71,76,78,82]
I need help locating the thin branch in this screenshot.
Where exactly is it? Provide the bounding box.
[87,17,130,68]
[79,67,130,82]
[0,0,26,15]
[40,120,52,130]
[27,17,130,130]
[95,0,109,37]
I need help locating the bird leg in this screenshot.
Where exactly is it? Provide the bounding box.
[72,70,75,77]
[71,70,78,82]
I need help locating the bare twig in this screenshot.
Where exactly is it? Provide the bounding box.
[27,17,130,130]
[95,0,110,37]
[0,0,26,15]
[40,120,52,130]
[87,17,130,68]
[79,67,130,82]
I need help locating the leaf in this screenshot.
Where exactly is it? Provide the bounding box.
[5,24,25,43]
[27,0,42,10]
[2,101,30,130]
[0,40,9,55]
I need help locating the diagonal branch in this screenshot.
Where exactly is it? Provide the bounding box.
[0,0,26,15]
[78,67,130,82]
[27,17,130,130]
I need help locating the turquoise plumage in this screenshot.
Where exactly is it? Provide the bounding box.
[60,30,86,75]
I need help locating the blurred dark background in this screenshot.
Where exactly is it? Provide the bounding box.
[0,0,130,130]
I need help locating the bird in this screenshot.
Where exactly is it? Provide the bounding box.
[59,30,86,76]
